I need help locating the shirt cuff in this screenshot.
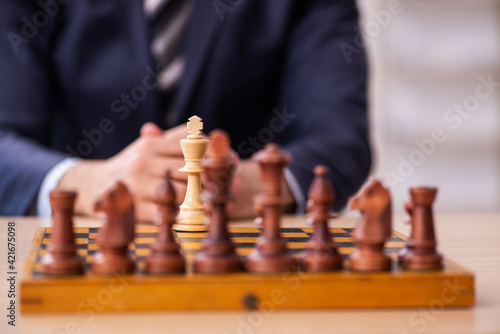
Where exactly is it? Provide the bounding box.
[36,158,81,217]
[284,168,306,214]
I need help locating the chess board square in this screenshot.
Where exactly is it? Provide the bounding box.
[231,237,258,243]
[135,237,158,245]
[135,226,157,233]
[233,243,256,248]
[388,236,405,242]
[175,232,206,239]
[180,243,203,251]
[135,249,152,257]
[75,248,88,254]
[303,227,350,234]
[43,232,91,240]
[235,248,252,256]
[333,237,355,243]
[134,233,159,239]
[265,227,304,233]
[228,227,261,233]
[286,242,308,249]
[336,242,356,248]
[385,242,406,249]
[338,247,356,255]
[288,248,303,255]
[229,232,261,238]
[281,232,310,238]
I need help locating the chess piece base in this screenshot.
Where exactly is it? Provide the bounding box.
[41,253,85,276]
[401,252,443,271]
[173,223,208,232]
[246,250,297,273]
[193,252,242,274]
[146,253,185,274]
[300,249,343,272]
[92,249,135,275]
[349,248,392,272]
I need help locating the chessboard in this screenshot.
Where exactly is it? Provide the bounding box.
[20,225,474,313]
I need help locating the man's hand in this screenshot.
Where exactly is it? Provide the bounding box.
[56,122,295,222]
[56,123,188,222]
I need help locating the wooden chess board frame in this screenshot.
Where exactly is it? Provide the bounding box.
[20,226,474,313]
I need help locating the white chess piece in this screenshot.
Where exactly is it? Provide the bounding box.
[174,116,209,232]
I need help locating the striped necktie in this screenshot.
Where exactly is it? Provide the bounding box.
[144,0,193,122]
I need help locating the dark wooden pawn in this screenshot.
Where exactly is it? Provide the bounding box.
[92,182,135,275]
[349,179,392,272]
[246,143,296,273]
[146,172,185,274]
[193,130,243,273]
[299,166,343,272]
[41,191,85,275]
[400,187,443,271]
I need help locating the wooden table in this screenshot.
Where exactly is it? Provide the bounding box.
[1,213,499,334]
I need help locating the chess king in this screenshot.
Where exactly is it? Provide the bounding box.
[174,116,210,232]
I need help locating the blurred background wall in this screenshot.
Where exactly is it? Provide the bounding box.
[357,0,500,212]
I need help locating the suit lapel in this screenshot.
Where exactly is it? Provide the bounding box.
[171,0,224,125]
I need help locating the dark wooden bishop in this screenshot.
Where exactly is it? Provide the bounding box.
[41,191,85,275]
[146,172,186,274]
[299,166,343,272]
[349,179,392,272]
[193,130,243,273]
[92,181,135,275]
[246,143,296,273]
[400,187,443,270]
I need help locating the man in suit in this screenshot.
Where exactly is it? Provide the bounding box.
[0,0,371,222]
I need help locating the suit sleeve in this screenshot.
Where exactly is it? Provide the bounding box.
[0,1,66,215]
[278,0,371,211]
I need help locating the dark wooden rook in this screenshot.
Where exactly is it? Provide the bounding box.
[41,191,85,275]
[193,130,243,273]
[349,179,392,272]
[146,173,186,274]
[92,182,135,275]
[246,143,296,273]
[400,187,443,271]
[299,166,343,272]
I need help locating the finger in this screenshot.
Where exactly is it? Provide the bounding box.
[163,123,188,140]
[131,172,187,202]
[163,124,189,156]
[138,136,185,157]
[140,122,163,137]
[141,156,187,181]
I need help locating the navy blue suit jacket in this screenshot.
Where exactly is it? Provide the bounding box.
[0,0,370,215]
